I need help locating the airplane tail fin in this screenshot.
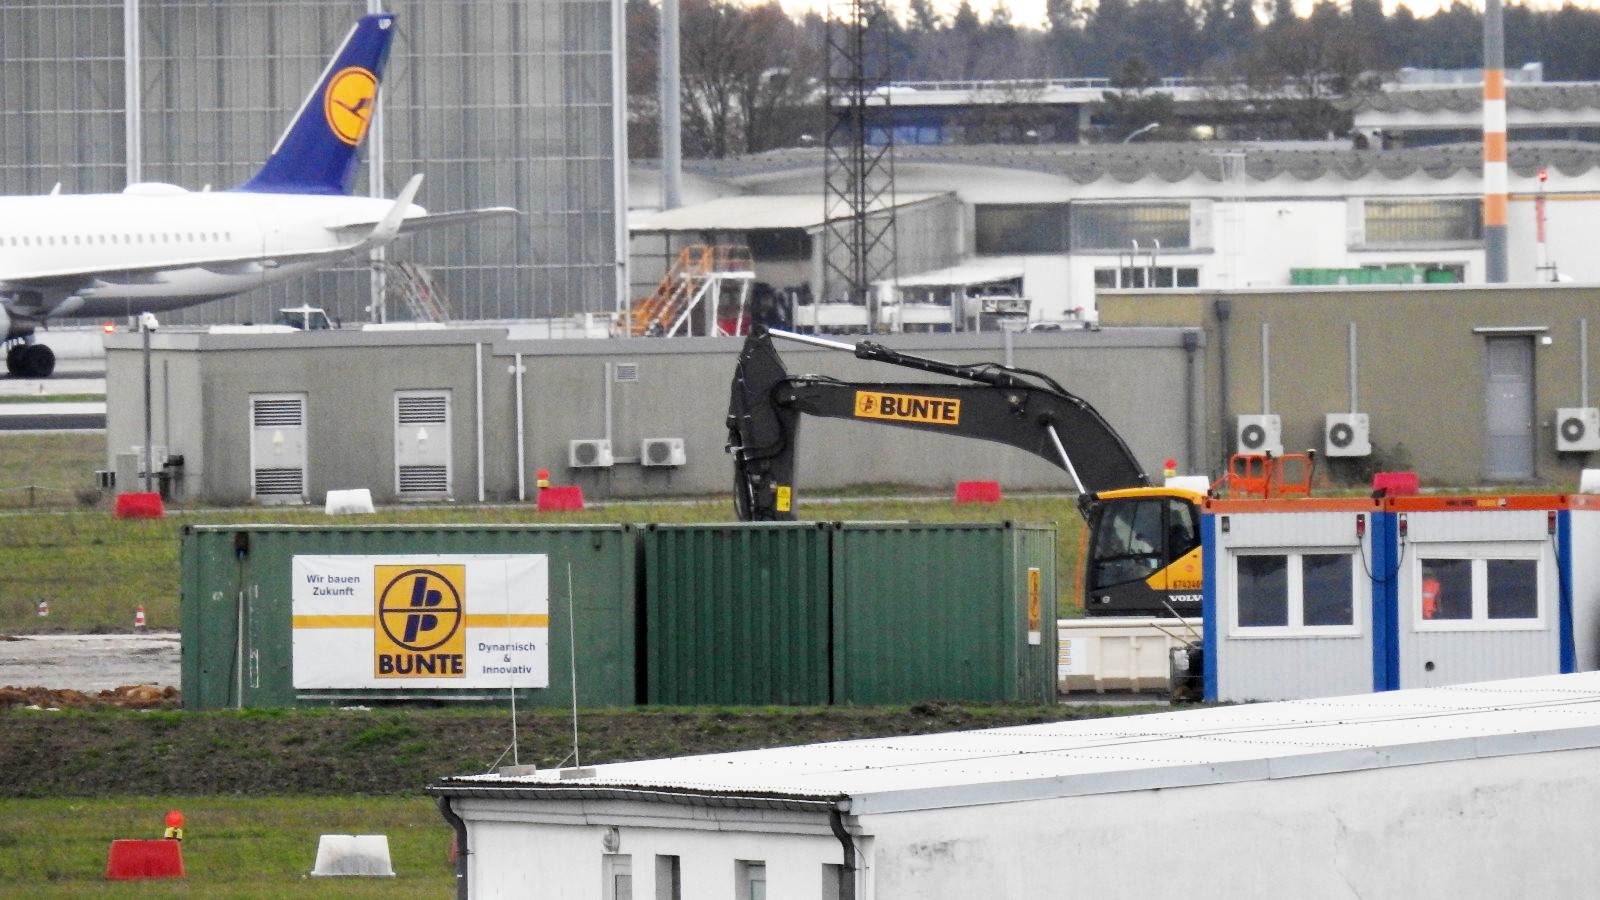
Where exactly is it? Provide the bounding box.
[233,13,397,195]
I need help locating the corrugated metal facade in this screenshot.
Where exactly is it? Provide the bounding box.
[833,522,1056,704]
[2,0,620,327]
[644,523,833,706]
[179,524,638,709]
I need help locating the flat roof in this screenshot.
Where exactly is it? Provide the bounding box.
[629,192,947,233]
[886,263,1024,288]
[435,672,1600,815]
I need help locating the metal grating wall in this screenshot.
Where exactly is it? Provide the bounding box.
[0,0,621,327]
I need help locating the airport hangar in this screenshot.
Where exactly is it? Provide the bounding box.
[104,284,1600,506]
[628,138,1600,330]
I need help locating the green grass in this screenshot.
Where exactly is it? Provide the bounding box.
[0,796,452,896]
[0,433,106,510]
[0,432,1091,633]
[0,393,104,404]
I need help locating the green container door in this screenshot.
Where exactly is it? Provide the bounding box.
[832,522,1056,704]
[644,523,832,705]
[179,525,637,710]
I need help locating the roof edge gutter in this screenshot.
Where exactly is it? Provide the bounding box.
[427,781,844,813]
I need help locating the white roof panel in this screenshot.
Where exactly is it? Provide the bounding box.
[441,673,1600,814]
[630,192,945,233]
[887,263,1025,288]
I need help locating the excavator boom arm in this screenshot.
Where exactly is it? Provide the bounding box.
[727,326,1150,520]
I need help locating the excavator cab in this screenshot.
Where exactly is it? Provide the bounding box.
[1081,487,1204,616]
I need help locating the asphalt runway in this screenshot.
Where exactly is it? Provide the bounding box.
[0,633,179,692]
[0,357,107,431]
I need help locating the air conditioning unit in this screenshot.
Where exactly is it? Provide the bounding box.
[640,437,686,467]
[568,438,614,468]
[1556,407,1600,452]
[1236,414,1282,456]
[1324,412,1372,457]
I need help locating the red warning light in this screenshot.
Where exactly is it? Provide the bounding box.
[102,322,116,333]
[1539,169,1548,182]
[165,810,184,829]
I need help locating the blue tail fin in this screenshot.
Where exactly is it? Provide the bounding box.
[233,13,397,195]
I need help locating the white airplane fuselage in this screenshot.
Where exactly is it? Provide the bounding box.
[0,185,421,319]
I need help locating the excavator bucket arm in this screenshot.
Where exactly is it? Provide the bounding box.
[727,326,1150,521]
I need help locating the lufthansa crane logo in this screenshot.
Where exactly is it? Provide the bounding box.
[324,66,378,146]
[374,565,466,677]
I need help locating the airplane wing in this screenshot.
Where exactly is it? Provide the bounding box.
[326,207,520,238]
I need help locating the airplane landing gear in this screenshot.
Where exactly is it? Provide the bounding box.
[5,342,55,378]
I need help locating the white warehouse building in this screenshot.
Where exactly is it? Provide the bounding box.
[433,672,1600,899]
[630,141,1600,327]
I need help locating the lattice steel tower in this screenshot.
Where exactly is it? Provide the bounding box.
[822,0,898,312]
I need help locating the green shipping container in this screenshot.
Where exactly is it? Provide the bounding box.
[832,522,1057,705]
[179,524,637,710]
[644,523,833,706]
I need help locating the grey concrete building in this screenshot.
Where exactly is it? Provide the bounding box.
[1100,284,1600,486]
[102,326,1197,507]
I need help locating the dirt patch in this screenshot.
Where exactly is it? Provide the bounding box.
[0,684,180,710]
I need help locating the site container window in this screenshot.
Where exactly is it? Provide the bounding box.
[974,204,1069,254]
[1362,199,1482,247]
[1071,203,1191,251]
[1235,552,1357,633]
[1420,556,1541,626]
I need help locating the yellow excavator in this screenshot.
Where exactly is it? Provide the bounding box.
[726,326,1207,617]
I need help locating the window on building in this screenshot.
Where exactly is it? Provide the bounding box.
[974,204,1069,255]
[603,855,632,900]
[736,860,766,900]
[746,229,812,261]
[1235,552,1356,631]
[822,863,845,900]
[655,855,681,900]
[1094,266,1200,289]
[1071,202,1191,251]
[1361,199,1483,247]
[1420,557,1540,625]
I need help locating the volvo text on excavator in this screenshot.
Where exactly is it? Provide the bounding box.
[726,325,1205,617]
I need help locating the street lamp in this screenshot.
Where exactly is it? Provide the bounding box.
[139,312,159,493]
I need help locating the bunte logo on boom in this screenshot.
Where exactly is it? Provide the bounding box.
[853,390,962,425]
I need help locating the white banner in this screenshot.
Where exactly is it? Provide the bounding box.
[291,554,549,690]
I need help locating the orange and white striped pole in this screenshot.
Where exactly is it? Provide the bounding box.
[1483,0,1508,282]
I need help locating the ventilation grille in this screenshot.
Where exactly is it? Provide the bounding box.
[398,395,448,425]
[253,468,305,496]
[253,399,303,427]
[614,363,640,383]
[398,465,449,493]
